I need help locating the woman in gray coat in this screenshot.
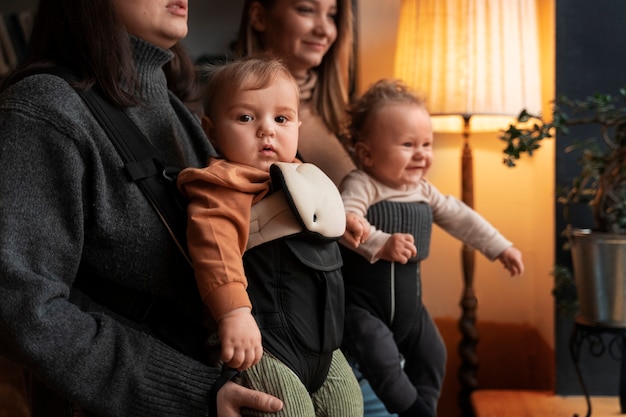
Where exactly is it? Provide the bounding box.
[0,0,282,416]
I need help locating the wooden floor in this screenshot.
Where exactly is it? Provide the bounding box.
[472,390,624,417]
[3,357,622,417]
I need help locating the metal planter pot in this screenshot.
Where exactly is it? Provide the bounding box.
[569,228,626,327]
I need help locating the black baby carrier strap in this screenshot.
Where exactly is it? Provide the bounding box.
[72,76,190,261]
[45,69,206,358]
[41,67,190,260]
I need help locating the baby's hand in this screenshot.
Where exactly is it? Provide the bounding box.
[377,233,417,263]
[342,212,371,248]
[218,307,263,371]
[497,246,524,276]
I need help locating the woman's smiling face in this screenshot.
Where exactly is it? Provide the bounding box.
[250,0,338,77]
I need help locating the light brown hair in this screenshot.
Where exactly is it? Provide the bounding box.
[233,0,354,134]
[201,55,300,119]
[348,78,426,145]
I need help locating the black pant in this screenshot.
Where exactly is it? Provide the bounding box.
[342,304,446,415]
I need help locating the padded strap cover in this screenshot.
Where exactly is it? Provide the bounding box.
[270,162,346,239]
[247,163,345,249]
[247,190,302,250]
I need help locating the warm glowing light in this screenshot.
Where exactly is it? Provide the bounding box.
[394,0,542,132]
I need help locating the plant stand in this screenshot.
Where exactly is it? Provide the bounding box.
[569,316,626,417]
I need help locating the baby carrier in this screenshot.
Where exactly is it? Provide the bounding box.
[244,162,347,393]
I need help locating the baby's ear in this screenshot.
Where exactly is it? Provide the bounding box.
[354,142,373,167]
[201,115,221,151]
[201,115,215,138]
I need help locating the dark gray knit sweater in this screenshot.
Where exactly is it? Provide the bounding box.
[0,38,219,416]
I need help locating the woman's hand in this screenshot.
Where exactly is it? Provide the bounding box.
[217,381,283,417]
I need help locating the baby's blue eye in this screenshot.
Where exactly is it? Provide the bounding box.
[275,116,287,123]
[239,115,253,122]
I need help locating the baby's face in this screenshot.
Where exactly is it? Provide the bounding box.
[358,103,434,189]
[207,73,300,172]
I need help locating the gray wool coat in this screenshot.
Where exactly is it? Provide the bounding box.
[0,38,221,417]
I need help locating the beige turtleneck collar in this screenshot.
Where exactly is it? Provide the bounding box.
[296,70,356,187]
[296,70,317,102]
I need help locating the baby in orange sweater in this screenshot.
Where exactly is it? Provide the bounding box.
[177,56,362,416]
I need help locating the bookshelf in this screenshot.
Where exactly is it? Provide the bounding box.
[0,0,38,14]
[0,0,37,77]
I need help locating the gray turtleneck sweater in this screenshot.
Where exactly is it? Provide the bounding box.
[0,39,218,416]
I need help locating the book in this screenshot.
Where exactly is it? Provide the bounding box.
[4,13,29,64]
[0,13,17,69]
[0,44,9,76]
[16,11,33,43]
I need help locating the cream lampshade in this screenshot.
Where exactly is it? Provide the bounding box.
[395,0,542,132]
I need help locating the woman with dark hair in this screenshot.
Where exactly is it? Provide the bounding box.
[234,0,356,187]
[0,0,282,416]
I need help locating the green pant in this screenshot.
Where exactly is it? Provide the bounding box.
[237,349,364,417]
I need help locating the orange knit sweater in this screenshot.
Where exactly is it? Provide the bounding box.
[177,158,271,320]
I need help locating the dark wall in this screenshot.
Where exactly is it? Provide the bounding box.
[0,0,38,13]
[555,0,626,395]
[185,0,243,61]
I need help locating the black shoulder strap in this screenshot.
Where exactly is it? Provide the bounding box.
[50,70,191,265]
[78,87,191,264]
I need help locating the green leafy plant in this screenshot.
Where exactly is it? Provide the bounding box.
[501,88,626,314]
[550,264,578,316]
[501,88,626,233]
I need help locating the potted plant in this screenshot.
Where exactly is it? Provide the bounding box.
[501,87,626,326]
